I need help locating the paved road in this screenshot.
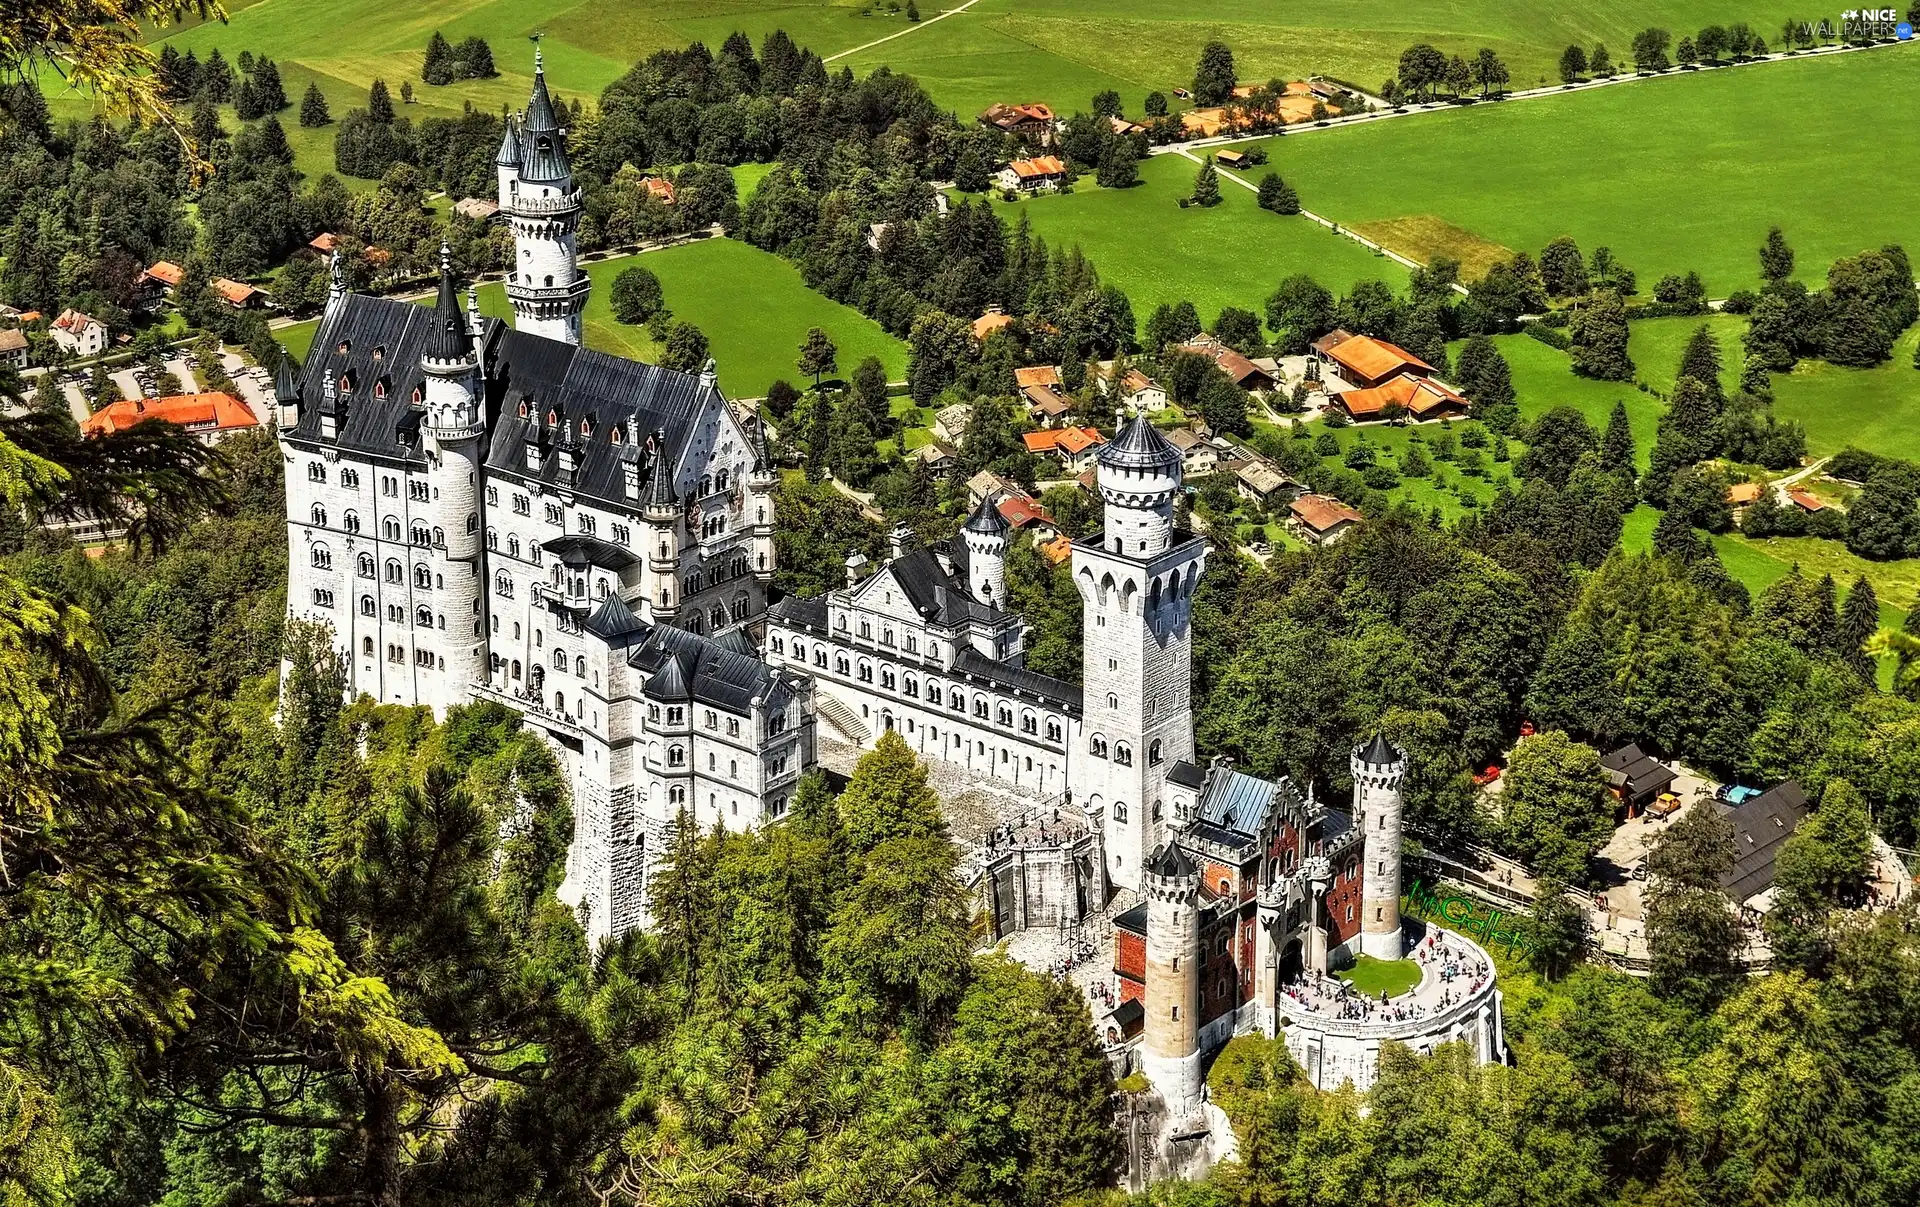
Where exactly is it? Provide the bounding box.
[823,0,982,64]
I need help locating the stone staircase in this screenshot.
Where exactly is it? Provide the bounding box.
[814,693,870,745]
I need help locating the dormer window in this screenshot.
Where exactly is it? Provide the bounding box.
[339,370,356,392]
[373,376,389,399]
[410,385,422,404]
[580,417,594,438]
[545,409,557,426]
[610,424,624,444]
[517,399,529,418]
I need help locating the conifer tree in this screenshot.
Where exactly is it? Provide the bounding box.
[299,81,331,127]
[1600,399,1635,473]
[422,30,455,85]
[1838,575,1879,681]
[1569,290,1633,380]
[1191,155,1221,208]
[1759,225,1795,285]
[1678,324,1725,403]
[1256,172,1300,214]
[367,78,395,124]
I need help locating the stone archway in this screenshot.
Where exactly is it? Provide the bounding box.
[1280,938,1304,984]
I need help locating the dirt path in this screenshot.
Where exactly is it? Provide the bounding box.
[823,0,983,64]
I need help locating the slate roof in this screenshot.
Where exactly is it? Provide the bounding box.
[1195,766,1288,835]
[583,593,649,641]
[1167,759,1208,790]
[518,62,572,183]
[544,534,639,571]
[951,647,1080,711]
[964,494,1009,534]
[1355,732,1402,768]
[1600,743,1675,800]
[1114,902,1148,934]
[287,291,719,506]
[628,622,798,715]
[768,592,829,633]
[424,249,472,362]
[1720,781,1811,904]
[1147,842,1199,878]
[1098,413,1180,471]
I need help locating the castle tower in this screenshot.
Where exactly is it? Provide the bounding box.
[502,49,588,346]
[1352,734,1410,960]
[1142,843,1203,1117]
[746,421,778,587]
[1070,415,1208,891]
[962,496,1009,608]
[643,430,680,622]
[421,243,488,709]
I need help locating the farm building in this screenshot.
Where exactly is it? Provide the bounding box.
[1179,334,1275,392]
[213,278,265,309]
[1333,374,1469,423]
[82,392,259,443]
[1289,493,1364,544]
[979,102,1056,141]
[998,156,1068,192]
[1313,330,1434,390]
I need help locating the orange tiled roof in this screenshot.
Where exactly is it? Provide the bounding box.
[973,310,1014,340]
[82,392,257,437]
[1727,482,1763,505]
[641,176,675,203]
[997,495,1053,529]
[142,260,184,287]
[1023,425,1106,455]
[1009,156,1066,179]
[1338,374,1466,418]
[982,102,1055,128]
[1787,488,1825,512]
[309,232,340,253]
[17,310,42,324]
[1290,493,1363,533]
[1014,365,1061,389]
[212,278,259,306]
[1324,334,1432,383]
[1038,534,1074,564]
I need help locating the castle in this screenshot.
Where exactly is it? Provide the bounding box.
[278,55,1501,1107]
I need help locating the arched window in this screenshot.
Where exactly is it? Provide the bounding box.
[731,595,748,622]
[1021,711,1037,734]
[431,526,444,548]
[716,469,730,491]
[359,595,375,616]
[1091,736,1109,758]
[881,669,895,690]
[553,648,567,671]
[384,559,402,583]
[1046,719,1062,742]
[310,544,332,569]
[362,636,374,656]
[411,522,430,546]
[487,529,498,550]
[836,655,850,675]
[857,660,873,683]
[508,535,521,558]
[307,463,325,483]
[495,571,514,597]
[905,674,919,698]
[310,503,327,527]
[575,654,586,677]
[1115,743,1133,766]
[949,688,964,711]
[410,564,428,589]
[343,510,361,534]
[1113,801,1128,823]
[357,553,375,578]
[996,705,1012,726]
[415,606,432,627]
[1107,692,1119,710]
[340,468,359,489]
[1149,740,1163,765]
[668,745,685,767]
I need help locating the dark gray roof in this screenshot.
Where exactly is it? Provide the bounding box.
[544,534,639,571]
[495,116,522,166]
[1196,766,1286,835]
[1098,413,1180,471]
[1185,818,1255,854]
[629,623,794,715]
[963,494,1009,535]
[1355,732,1403,767]
[1601,743,1675,798]
[1147,842,1198,879]
[951,647,1080,711]
[645,427,676,508]
[769,592,828,633]
[273,345,301,409]
[1167,759,1207,790]
[1114,902,1148,934]
[1721,781,1810,903]
[518,66,572,183]
[1320,806,1352,841]
[424,249,471,363]
[287,292,720,498]
[583,593,648,641]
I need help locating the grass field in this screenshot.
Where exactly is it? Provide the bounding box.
[278,236,904,397]
[1337,955,1421,998]
[1766,324,1920,463]
[1229,46,1920,294]
[1009,150,1405,327]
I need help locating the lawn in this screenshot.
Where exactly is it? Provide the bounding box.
[1228,46,1920,294]
[1337,954,1421,998]
[1626,314,1747,396]
[1453,333,1655,469]
[1008,150,1405,329]
[277,236,904,398]
[1765,323,1920,464]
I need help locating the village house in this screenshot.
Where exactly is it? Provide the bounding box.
[1108,114,1147,137]
[1024,387,1072,427]
[934,402,976,444]
[966,468,1029,509]
[1289,493,1365,544]
[1037,533,1074,565]
[213,278,266,310]
[979,102,1056,142]
[1333,374,1469,423]
[1726,481,1764,508]
[453,197,502,222]
[1312,330,1432,390]
[49,309,107,358]
[996,493,1055,538]
[82,392,259,444]
[910,440,959,479]
[1215,148,1248,170]
[0,328,27,370]
[1165,427,1223,478]
[1111,367,1169,413]
[1234,459,1295,507]
[640,176,676,204]
[998,156,1068,192]
[1786,488,1825,514]
[1022,425,1107,473]
[1179,333,1275,393]
[305,232,341,259]
[137,260,185,309]
[972,307,1015,342]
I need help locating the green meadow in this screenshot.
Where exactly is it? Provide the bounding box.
[279,237,904,398]
[1233,46,1920,294]
[1008,149,1405,327]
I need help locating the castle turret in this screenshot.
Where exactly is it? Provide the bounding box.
[962,495,1009,608]
[1142,842,1203,1117]
[1070,415,1208,891]
[643,430,680,621]
[420,242,488,708]
[272,344,302,429]
[746,419,778,585]
[494,115,522,211]
[502,48,588,345]
[1352,734,1409,960]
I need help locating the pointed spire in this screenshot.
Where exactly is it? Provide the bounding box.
[425,240,471,362]
[494,114,522,167]
[964,493,1009,536]
[273,342,301,407]
[645,430,677,512]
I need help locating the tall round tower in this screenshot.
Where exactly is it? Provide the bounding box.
[1095,413,1181,558]
[1351,734,1410,960]
[1142,842,1204,1117]
[642,430,680,623]
[421,243,488,708]
[962,495,1009,607]
[503,48,589,346]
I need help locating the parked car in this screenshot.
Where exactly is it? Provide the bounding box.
[1644,792,1682,821]
[1715,784,1759,805]
[1471,764,1502,787]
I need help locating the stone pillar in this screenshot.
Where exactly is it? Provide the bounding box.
[1352,735,1410,960]
[1142,843,1203,1118]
